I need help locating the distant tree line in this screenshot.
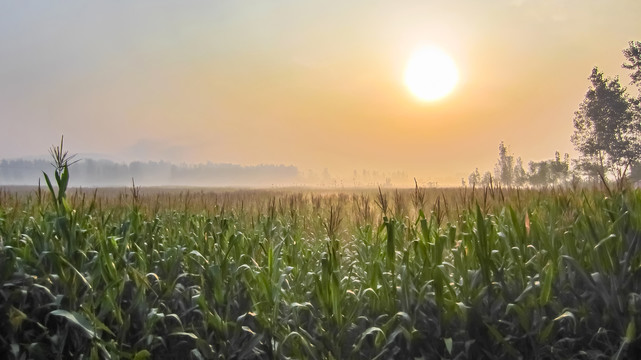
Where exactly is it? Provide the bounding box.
[1,157,417,188]
[0,158,299,186]
[467,41,641,188]
[466,142,572,188]
[294,168,410,187]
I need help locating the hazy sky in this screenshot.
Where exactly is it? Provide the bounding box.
[1,0,640,185]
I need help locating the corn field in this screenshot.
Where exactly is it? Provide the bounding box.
[1,163,641,358]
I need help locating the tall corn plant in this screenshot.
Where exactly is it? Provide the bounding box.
[39,137,94,315]
[42,136,80,259]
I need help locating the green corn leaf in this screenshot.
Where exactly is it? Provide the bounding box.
[42,172,57,204]
[444,337,453,355]
[48,310,95,339]
[133,350,152,360]
[60,165,69,195]
[538,319,554,343]
[385,219,395,266]
[9,306,27,330]
[539,262,554,305]
[54,169,61,188]
[625,320,636,343]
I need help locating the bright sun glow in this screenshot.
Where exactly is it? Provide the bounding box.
[404,46,459,102]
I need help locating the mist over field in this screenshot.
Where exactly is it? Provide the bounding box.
[0,157,412,187]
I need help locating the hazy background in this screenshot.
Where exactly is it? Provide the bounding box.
[1,0,640,186]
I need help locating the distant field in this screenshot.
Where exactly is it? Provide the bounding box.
[2,183,641,359]
[0,184,542,220]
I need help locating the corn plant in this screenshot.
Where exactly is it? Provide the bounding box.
[2,145,641,358]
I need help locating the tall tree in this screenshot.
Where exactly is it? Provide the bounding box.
[494,141,514,186]
[513,157,527,187]
[481,171,493,187]
[571,67,640,183]
[621,41,641,183]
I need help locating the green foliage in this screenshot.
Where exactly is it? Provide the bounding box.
[572,41,641,187]
[623,41,641,90]
[572,67,640,184]
[528,151,571,187]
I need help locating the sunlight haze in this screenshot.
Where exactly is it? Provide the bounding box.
[404,46,459,102]
[1,0,640,185]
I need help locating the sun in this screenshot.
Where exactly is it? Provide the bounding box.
[404,46,459,102]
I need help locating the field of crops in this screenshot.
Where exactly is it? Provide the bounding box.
[2,168,641,358]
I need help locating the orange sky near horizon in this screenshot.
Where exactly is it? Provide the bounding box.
[1,0,640,185]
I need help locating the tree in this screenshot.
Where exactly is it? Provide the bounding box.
[528,160,551,187]
[513,157,527,187]
[621,41,641,183]
[481,171,493,187]
[494,141,514,186]
[623,42,641,127]
[468,168,481,187]
[549,151,570,185]
[525,152,570,187]
[623,41,641,90]
[571,67,640,184]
